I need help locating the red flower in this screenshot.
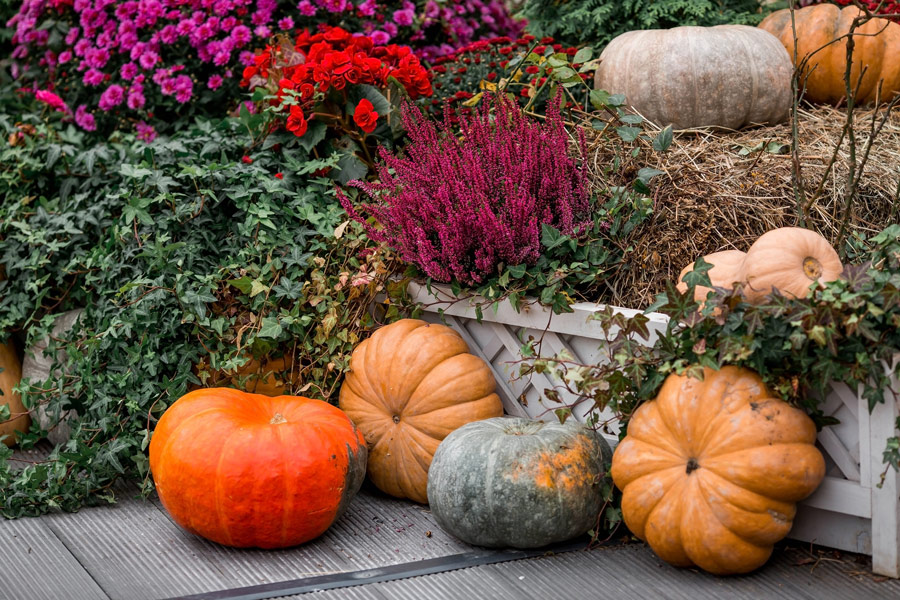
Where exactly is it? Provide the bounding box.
[241,156,253,164]
[525,65,539,75]
[353,98,378,133]
[286,105,308,137]
[275,172,284,179]
[299,83,315,100]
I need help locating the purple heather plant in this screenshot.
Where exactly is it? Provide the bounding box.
[340,94,591,286]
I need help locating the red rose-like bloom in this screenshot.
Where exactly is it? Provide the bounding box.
[241,156,253,164]
[525,65,539,74]
[275,172,284,179]
[353,98,378,133]
[286,104,308,137]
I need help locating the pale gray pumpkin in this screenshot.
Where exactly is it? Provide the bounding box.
[594,25,793,130]
[426,417,611,548]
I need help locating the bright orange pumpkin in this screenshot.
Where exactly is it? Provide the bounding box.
[339,319,503,504]
[676,250,746,302]
[740,227,842,304]
[759,4,900,104]
[0,340,29,447]
[611,366,825,575]
[149,388,367,548]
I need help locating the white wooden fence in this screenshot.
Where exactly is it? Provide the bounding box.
[408,282,900,577]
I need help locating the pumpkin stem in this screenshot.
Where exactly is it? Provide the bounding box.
[685,458,700,475]
[802,257,822,280]
[270,413,288,425]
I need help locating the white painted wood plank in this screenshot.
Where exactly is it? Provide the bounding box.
[817,427,861,482]
[832,381,860,422]
[409,282,670,342]
[859,383,872,490]
[789,505,871,555]
[869,357,900,577]
[799,476,871,518]
[487,321,564,420]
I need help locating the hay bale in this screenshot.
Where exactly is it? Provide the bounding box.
[581,105,900,308]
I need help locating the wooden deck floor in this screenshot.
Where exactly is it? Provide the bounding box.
[2,447,898,600]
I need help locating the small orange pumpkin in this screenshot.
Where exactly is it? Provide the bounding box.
[192,354,299,396]
[759,4,900,105]
[339,319,503,504]
[611,366,825,575]
[740,227,842,304]
[676,250,746,302]
[149,388,367,548]
[0,340,29,447]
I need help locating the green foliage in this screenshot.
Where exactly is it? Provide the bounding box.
[519,0,774,48]
[0,98,397,516]
[523,225,900,487]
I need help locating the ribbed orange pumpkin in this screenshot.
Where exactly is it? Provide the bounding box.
[676,250,747,302]
[0,340,29,447]
[149,388,367,548]
[339,319,503,504]
[759,4,900,105]
[611,366,825,575]
[740,227,842,304]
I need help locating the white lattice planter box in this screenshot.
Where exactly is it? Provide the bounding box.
[408,282,900,577]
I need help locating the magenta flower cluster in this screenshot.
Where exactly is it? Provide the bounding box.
[7,0,522,135]
[340,95,591,286]
[7,0,271,132]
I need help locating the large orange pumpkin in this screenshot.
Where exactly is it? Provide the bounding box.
[611,366,825,575]
[149,388,367,548]
[740,227,842,304]
[339,319,503,504]
[0,340,29,447]
[759,4,900,104]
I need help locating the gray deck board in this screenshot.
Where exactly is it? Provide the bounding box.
[370,544,900,600]
[42,486,351,599]
[5,439,900,600]
[0,516,109,600]
[317,486,470,568]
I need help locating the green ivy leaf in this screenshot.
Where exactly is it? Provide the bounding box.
[652,125,673,153]
[573,47,593,64]
[257,317,284,339]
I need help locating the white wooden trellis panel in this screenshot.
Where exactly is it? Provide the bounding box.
[409,282,900,577]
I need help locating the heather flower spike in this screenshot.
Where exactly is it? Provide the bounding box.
[339,92,591,286]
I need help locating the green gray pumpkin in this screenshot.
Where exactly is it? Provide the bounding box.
[426,417,611,548]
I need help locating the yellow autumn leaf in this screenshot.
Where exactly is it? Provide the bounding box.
[462,92,483,107]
